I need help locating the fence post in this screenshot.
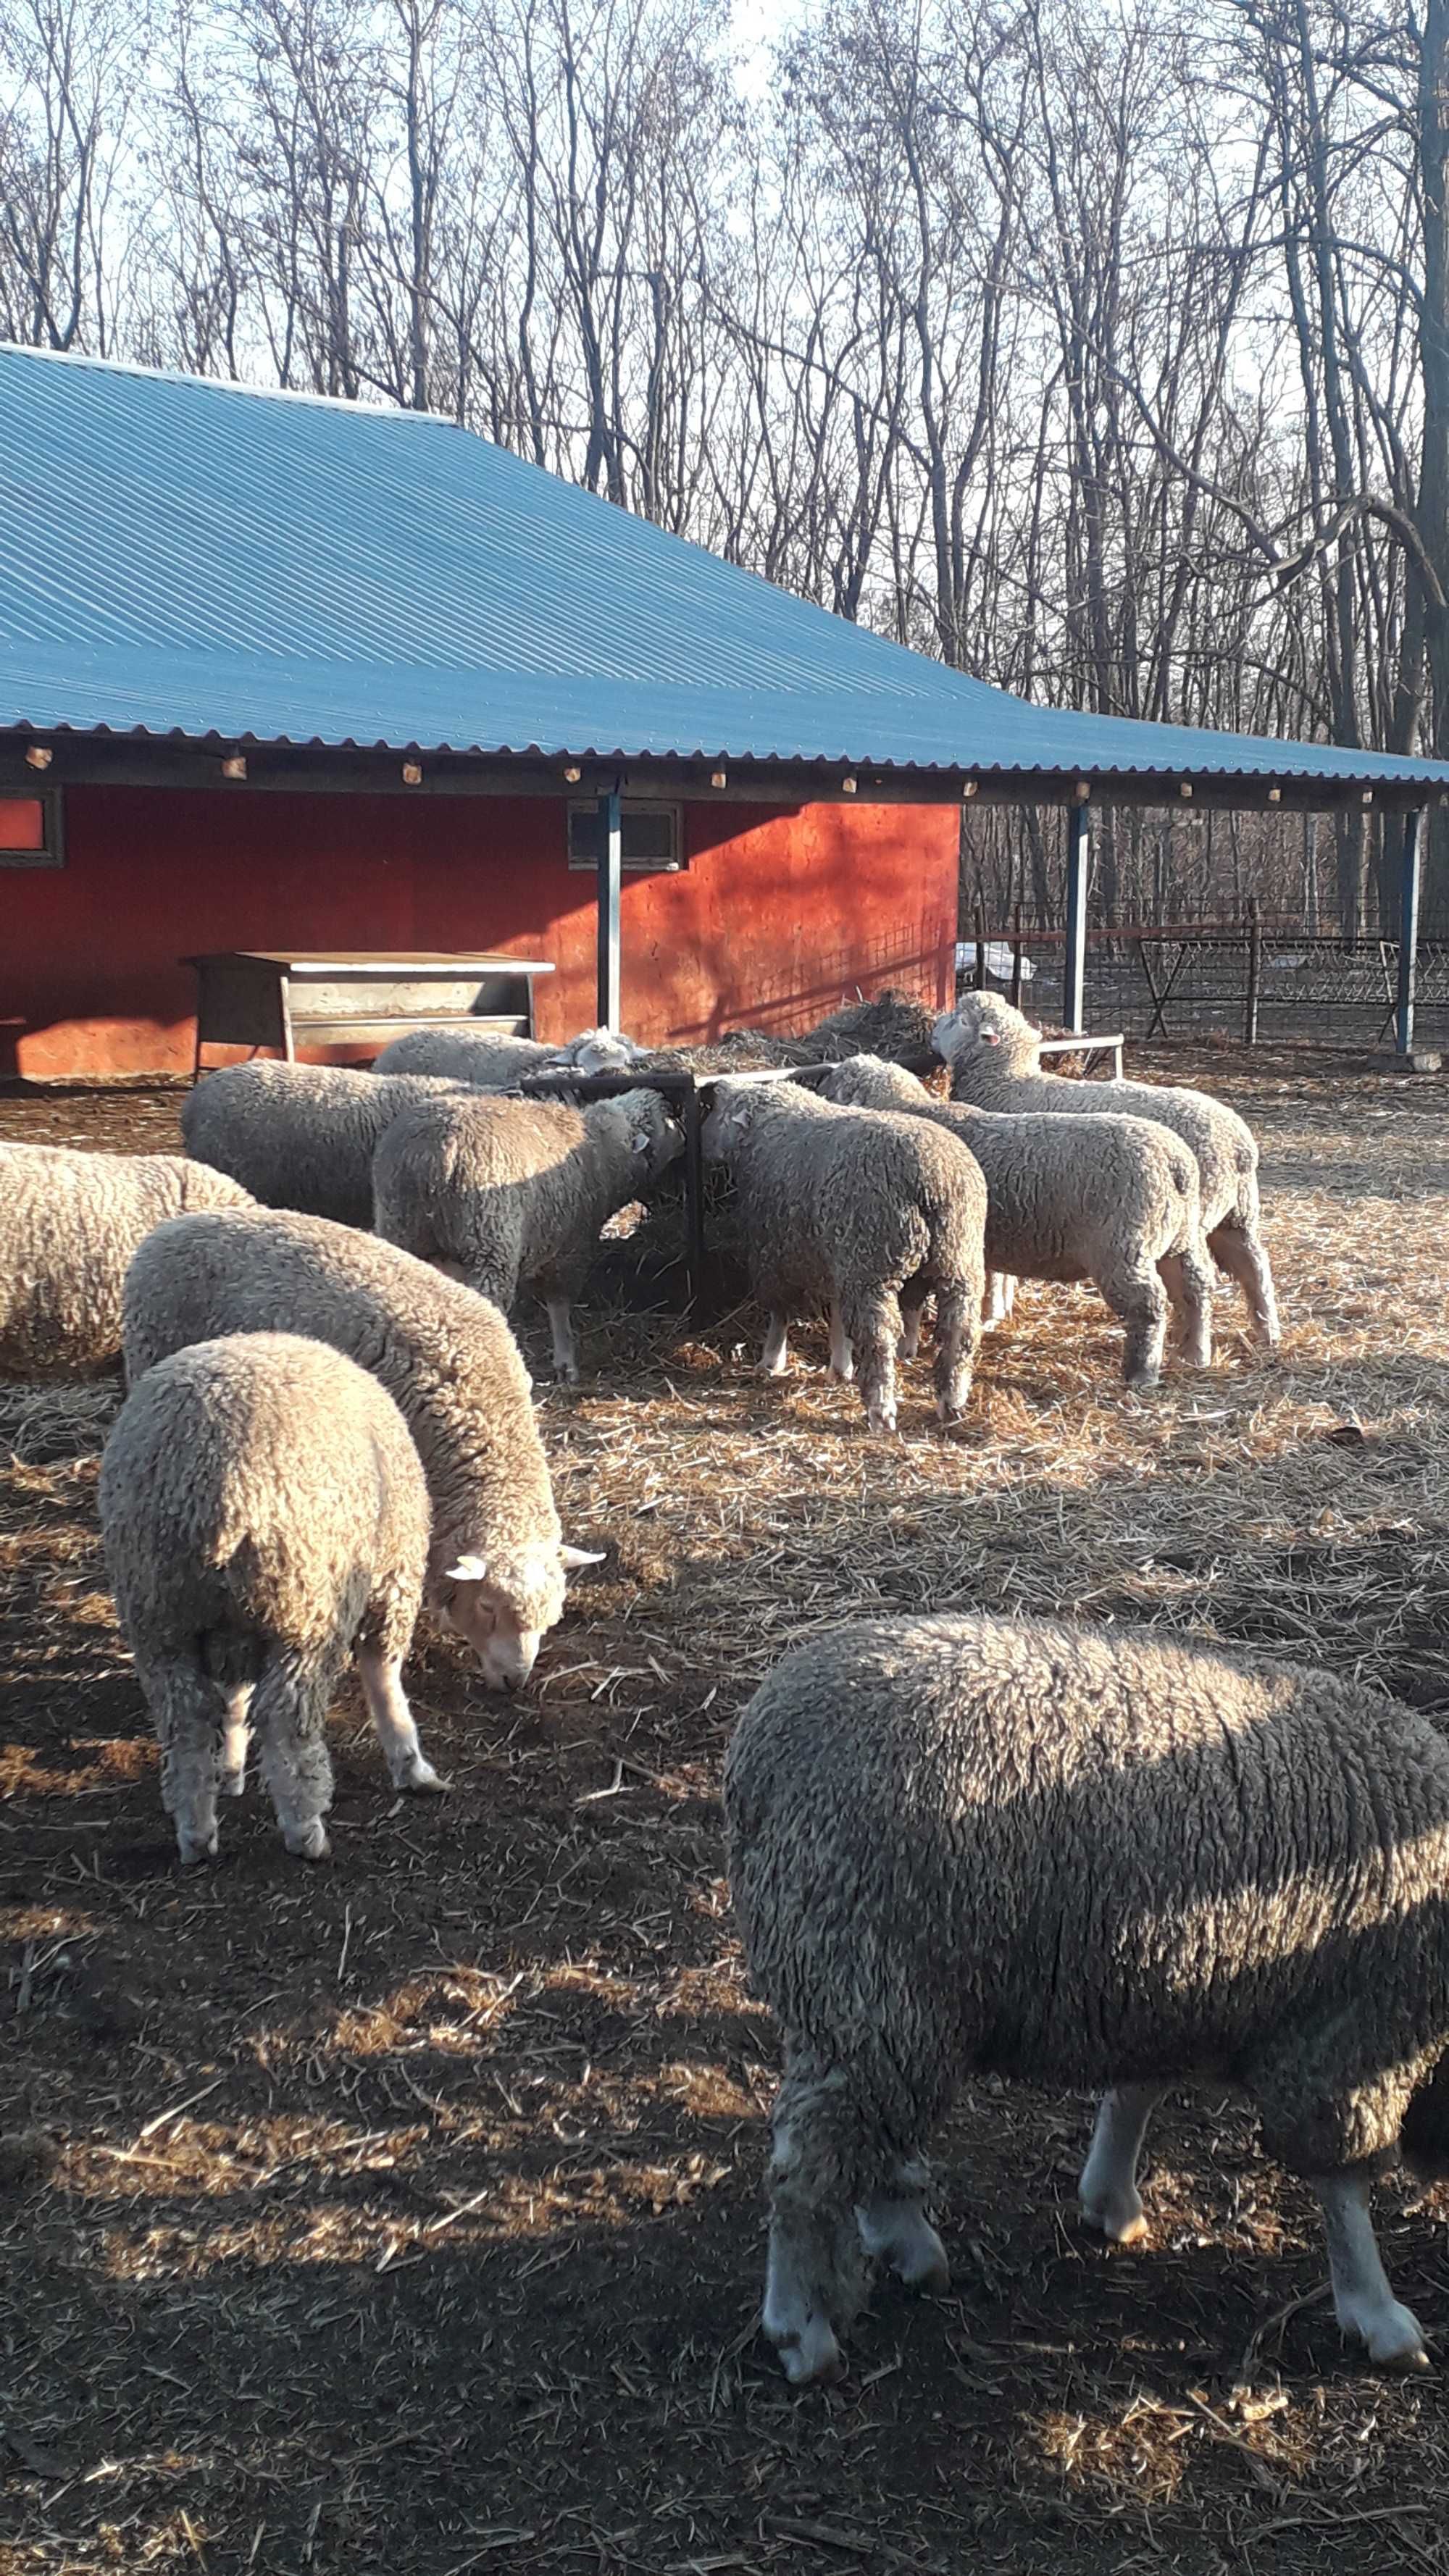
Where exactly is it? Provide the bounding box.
[1243,896,1262,1046]
[1063,800,1090,1032]
[973,898,987,990]
[1395,806,1427,1058]
[1010,901,1024,1009]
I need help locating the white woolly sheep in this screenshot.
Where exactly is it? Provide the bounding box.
[372,1087,684,1381]
[726,1612,1449,2385]
[182,1061,464,1227]
[122,1210,601,1689]
[701,1079,987,1431]
[372,1025,640,1084]
[101,1332,437,1864]
[934,993,1279,1344]
[0,1144,254,1381]
[817,1055,1214,1387]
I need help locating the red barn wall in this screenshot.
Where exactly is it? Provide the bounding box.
[2,783,959,1078]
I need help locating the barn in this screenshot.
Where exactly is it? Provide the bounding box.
[4,343,1449,1078]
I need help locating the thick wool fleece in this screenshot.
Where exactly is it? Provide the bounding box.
[703,1080,987,1424]
[103,1329,427,1694]
[817,1055,1212,1384]
[0,1144,254,1381]
[122,1209,564,1639]
[726,1613,1449,2186]
[183,1061,462,1228]
[934,994,1277,1344]
[372,1088,683,1308]
[372,1029,557,1083]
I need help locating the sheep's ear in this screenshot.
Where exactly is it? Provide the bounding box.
[980,1028,1001,1045]
[443,1554,489,1582]
[559,1544,606,1569]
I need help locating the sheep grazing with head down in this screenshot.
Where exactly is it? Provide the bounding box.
[726,1612,1449,2387]
[101,1332,437,1865]
[122,1210,601,1689]
[0,1143,254,1381]
[372,1024,639,1085]
[182,1061,467,1229]
[933,992,1279,1345]
[816,1055,1213,1386]
[701,1079,987,1431]
[372,1087,683,1382]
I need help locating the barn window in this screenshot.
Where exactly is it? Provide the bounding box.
[567,800,682,873]
[0,793,62,868]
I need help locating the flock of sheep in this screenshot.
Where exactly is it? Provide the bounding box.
[4,990,1448,2391]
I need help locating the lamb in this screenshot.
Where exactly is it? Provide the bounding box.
[372,1087,684,1381]
[372,1025,639,1084]
[182,1061,464,1228]
[816,1055,1213,1387]
[122,1209,601,1689]
[701,1079,987,1431]
[725,1611,1449,2386]
[100,1332,438,1865]
[0,1144,254,1381]
[933,992,1279,1344]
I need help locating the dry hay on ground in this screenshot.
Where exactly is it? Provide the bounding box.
[1,1047,1448,2576]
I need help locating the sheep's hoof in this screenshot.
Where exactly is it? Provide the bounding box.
[176,1828,219,1866]
[866,1408,898,1435]
[1080,2191,1148,2246]
[1341,2296,1432,2370]
[285,1819,330,1862]
[218,1768,246,1799]
[554,1362,581,1387]
[398,1757,448,1794]
[769,2313,847,2388]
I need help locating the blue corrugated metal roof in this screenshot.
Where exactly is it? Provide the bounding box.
[2,343,1447,790]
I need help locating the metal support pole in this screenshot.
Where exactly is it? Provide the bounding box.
[1010,900,1024,1009]
[1395,806,1426,1058]
[682,1082,707,1307]
[1243,896,1262,1047]
[1063,803,1090,1033]
[973,897,987,990]
[596,786,622,1031]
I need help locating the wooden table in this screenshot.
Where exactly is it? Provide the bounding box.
[186,951,555,1076]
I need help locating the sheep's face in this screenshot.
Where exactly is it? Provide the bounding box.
[933,995,1037,1072]
[701,1085,760,1163]
[568,1026,640,1076]
[617,1089,685,1182]
[440,1540,603,1689]
[1400,2051,1449,2183]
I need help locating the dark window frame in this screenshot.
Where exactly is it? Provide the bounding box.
[567,798,683,874]
[0,786,64,869]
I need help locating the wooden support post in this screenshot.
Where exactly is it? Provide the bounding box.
[596,786,622,1030]
[973,897,987,990]
[1063,803,1090,1033]
[1243,896,1262,1046]
[1010,901,1024,1009]
[682,1083,707,1308]
[1396,806,1427,1058]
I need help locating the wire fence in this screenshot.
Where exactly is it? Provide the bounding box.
[955,911,1449,1047]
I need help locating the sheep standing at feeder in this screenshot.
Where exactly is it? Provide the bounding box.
[372,1087,684,1381]
[122,1210,600,1689]
[372,1025,639,1084]
[182,1061,465,1228]
[933,992,1279,1343]
[101,1332,436,1864]
[817,1055,1213,1387]
[726,1611,1449,2386]
[701,1080,987,1431]
[0,1145,254,1381]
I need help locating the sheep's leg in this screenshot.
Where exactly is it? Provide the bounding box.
[1078,2085,1166,2243]
[1099,1259,1169,1390]
[356,1643,444,1793]
[1158,1245,1214,1370]
[764,2057,872,2386]
[219,1684,252,1798]
[761,1312,790,1376]
[930,1281,978,1423]
[898,1292,929,1363]
[251,1654,335,1861]
[545,1296,580,1384]
[827,1305,854,1382]
[1314,2170,1429,2369]
[856,2153,950,2292]
[143,1655,225,1865]
[981,1271,1015,1329]
[842,1290,900,1433]
[1209,1223,1280,1347]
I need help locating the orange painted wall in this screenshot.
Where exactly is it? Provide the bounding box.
[1,784,959,1078]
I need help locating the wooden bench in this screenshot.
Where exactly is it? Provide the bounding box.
[186,951,555,1076]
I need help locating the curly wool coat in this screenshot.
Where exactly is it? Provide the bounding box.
[0,1144,254,1381]
[726,1613,1449,2186]
[182,1061,462,1229]
[121,1208,567,1647]
[933,992,1278,1343]
[372,1087,683,1310]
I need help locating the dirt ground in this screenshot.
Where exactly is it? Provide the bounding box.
[2,1042,1448,2576]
